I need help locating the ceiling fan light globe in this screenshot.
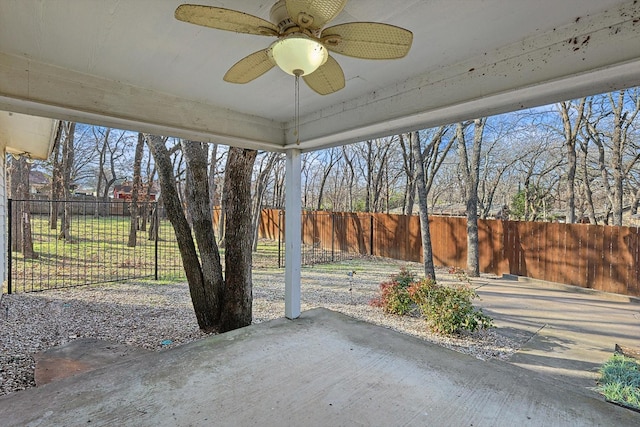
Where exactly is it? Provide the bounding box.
[270,34,328,76]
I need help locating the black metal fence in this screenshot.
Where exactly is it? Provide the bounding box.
[280,211,370,267]
[6,199,185,294]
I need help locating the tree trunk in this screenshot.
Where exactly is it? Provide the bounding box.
[631,186,640,216]
[410,131,436,279]
[558,99,586,224]
[252,152,279,251]
[128,133,145,247]
[59,121,76,242]
[342,146,356,212]
[610,91,625,226]
[365,140,373,212]
[316,148,339,211]
[148,197,159,241]
[142,157,156,232]
[147,135,222,331]
[49,122,64,229]
[398,133,416,216]
[8,157,37,258]
[456,119,485,277]
[579,141,597,224]
[585,91,640,226]
[182,139,225,318]
[221,147,257,331]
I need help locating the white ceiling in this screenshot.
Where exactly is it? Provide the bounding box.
[0,0,639,153]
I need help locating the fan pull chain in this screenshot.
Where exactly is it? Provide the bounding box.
[294,72,301,145]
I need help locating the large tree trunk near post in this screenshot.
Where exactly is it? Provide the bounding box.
[220,147,257,331]
[147,135,222,331]
[181,139,225,321]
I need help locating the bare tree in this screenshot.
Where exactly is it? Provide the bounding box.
[127,133,145,247]
[584,90,640,225]
[511,134,564,221]
[341,145,357,211]
[270,159,286,209]
[93,127,129,216]
[316,147,341,210]
[398,133,416,215]
[251,152,280,251]
[558,98,586,224]
[577,119,599,224]
[8,156,36,258]
[59,121,76,242]
[356,138,394,212]
[147,136,257,332]
[456,118,486,277]
[477,116,528,219]
[148,135,223,331]
[411,126,453,279]
[141,154,156,233]
[49,122,63,229]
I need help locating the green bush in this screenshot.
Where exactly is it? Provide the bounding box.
[408,278,493,334]
[369,267,416,315]
[598,354,640,410]
[370,268,493,335]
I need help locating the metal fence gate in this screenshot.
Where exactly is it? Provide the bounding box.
[277,210,371,267]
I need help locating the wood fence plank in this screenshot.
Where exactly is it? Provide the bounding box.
[563,224,580,287]
[590,225,604,291]
[630,228,640,296]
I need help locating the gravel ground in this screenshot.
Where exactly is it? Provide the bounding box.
[0,259,522,396]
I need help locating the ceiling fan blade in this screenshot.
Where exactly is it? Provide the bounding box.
[322,22,413,59]
[285,0,347,30]
[224,49,276,84]
[303,55,345,95]
[175,4,278,36]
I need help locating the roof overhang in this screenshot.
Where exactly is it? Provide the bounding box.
[0,1,639,153]
[0,111,57,160]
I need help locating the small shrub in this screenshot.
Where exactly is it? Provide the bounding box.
[598,354,640,410]
[369,267,416,315]
[372,268,494,335]
[409,278,493,334]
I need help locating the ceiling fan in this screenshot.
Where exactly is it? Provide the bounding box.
[174,0,413,95]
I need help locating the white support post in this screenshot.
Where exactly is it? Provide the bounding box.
[284,148,302,319]
[0,150,6,288]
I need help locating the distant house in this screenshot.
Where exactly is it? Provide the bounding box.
[28,170,50,195]
[113,181,158,202]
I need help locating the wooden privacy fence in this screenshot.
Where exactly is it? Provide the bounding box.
[252,209,640,297]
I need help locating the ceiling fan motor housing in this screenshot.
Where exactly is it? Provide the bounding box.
[270,0,295,33]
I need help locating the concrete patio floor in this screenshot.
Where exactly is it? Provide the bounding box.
[1,275,639,427]
[475,276,640,393]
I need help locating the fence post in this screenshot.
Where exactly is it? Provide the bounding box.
[331,213,335,262]
[278,210,282,268]
[370,214,374,256]
[154,203,159,280]
[7,198,12,294]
